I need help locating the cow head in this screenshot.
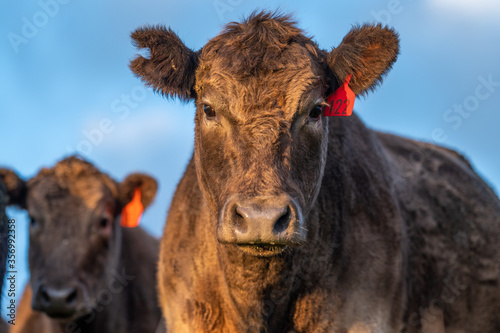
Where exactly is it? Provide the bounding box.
[0,157,157,319]
[131,12,398,256]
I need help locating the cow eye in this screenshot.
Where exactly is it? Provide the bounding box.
[309,105,323,120]
[99,217,110,229]
[29,216,39,228]
[202,104,216,119]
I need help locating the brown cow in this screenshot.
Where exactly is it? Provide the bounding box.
[131,11,500,333]
[0,156,162,333]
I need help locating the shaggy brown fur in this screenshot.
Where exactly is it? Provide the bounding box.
[0,156,162,333]
[131,11,500,332]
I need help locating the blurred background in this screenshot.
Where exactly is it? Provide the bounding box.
[1,0,499,316]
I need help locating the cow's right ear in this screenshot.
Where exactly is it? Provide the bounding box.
[0,168,27,208]
[130,26,199,101]
[118,173,158,211]
[118,173,158,228]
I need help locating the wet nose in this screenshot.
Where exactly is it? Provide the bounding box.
[218,194,305,245]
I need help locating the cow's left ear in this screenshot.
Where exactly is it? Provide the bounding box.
[326,24,399,96]
[0,168,27,208]
[118,173,158,210]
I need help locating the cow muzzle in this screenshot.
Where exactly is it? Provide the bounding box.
[217,194,306,256]
[33,283,84,319]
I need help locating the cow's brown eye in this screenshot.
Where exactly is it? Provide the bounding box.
[29,216,39,228]
[309,105,323,120]
[202,104,216,119]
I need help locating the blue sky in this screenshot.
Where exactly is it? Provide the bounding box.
[1,0,499,312]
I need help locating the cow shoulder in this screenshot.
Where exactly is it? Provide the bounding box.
[377,131,500,322]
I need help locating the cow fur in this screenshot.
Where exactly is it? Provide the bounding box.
[130,11,500,332]
[0,157,162,333]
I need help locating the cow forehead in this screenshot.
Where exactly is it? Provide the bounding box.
[199,13,321,73]
[26,157,118,215]
[195,17,325,118]
[198,40,322,84]
[27,175,112,214]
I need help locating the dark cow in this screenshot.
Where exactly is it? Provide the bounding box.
[0,156,162,333]
[131,11,500,332]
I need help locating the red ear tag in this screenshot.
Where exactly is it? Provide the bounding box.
[324,74,355,117]
[121,188,144,228]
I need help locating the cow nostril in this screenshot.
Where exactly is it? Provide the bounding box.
[66,289,78,305]
[232,206,248,233]
[40,287,51,306]
[273,206,292,234]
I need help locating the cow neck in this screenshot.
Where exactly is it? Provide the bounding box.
[209,162,347,330]
[216,244,297,329]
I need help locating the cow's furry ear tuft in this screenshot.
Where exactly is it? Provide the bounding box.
[326,24,399,96]
[119,173,158,210]
[0,168,27,208]
[130,26,198,101]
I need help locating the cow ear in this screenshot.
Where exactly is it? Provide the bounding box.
[0,168,27,208]
[326,24,399,96]
[118,173,158,210]
[130,26,198,101]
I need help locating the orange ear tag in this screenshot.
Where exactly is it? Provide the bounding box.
[121,188,144,228]
[324,74,355,117]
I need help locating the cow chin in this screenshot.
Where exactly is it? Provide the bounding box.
[235,243,289,257]
[48,306,91,321]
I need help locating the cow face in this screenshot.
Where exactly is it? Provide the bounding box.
[1,157,157,320]
[131,12,398,256]
[192,27,328,256]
